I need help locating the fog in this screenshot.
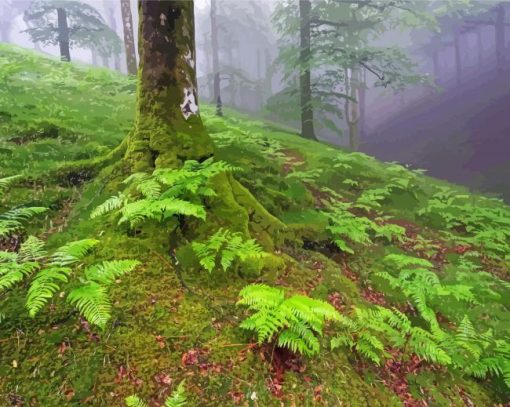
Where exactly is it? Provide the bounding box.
[1,0,510,200]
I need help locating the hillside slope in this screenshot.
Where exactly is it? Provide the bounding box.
[0,45,509,406]
[362,73,510,202]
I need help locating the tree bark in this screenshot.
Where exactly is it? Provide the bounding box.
[495,4,505,72]
[125,0,214,171]
[210,0,222,116]
[120,0,137,75]
[57,8,71,62]
[299,0,316,140]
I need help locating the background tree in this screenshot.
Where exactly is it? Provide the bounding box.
[0,0,31,43]
[120,0,137,75]
[23,0,122,62]
[271,0,433,147]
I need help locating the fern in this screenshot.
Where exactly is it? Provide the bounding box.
[90,194,126,218]
[0,206,47,238]
[238,284,340,356]
[67,260,140,329]
[164,380,187,407]
[126,381,187,407]
[125,396,148,407]
[92,159,239,229]
[26,266,72,317]
[84,260,140,285]
[50,239,99,266]
[192,228,266,273]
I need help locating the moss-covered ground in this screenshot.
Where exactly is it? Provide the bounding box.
[0,44,509,406]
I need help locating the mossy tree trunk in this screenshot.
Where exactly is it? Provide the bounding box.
[125,0,214,172]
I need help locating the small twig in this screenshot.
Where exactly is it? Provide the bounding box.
[150,249,194,294]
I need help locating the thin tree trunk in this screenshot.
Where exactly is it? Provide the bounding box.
[203,32,214,101]
[211,0,222,116]
[125,0,214,171]
[265,48,272,97]
[453,27,461,86]
[91,48,99,66]
[106,5,121,71]
[299,0,316,140]
[432,48,439,84]
[57,8,71,62]
[476,27,483,70]
[495,4,505,72]
[256,48,263,109]
[358,68,366,145]
[0,23,10,43]
[228,46,235,106]
[120,0,137,75]
[345,68,359,150]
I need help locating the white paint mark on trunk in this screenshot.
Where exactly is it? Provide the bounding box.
[160,13,167,26]
[180,87,198,120]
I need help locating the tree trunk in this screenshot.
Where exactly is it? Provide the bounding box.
[228,46,236,106]
[453,27,461,86]
[106,5,122,71]
[256,48,263,109]
[57,8,71,62]
[345,68,359,150]
[265,48,272,98]
[358,68,366,145]
[125,0,214,171]
[203,32,214,101]
[211,0,222,116]
[299,0,316,140]
[495,4,505,72]
[91,48,99,66]
[432,48,439,84]
[0,23,10,43]
[476,27,483,71]
[120,0,137,75]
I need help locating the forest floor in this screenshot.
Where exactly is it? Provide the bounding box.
[0,44,509,406]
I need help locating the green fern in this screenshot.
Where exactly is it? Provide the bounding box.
[125,396,148,407]
[26,266,72,317]
[92,159,239,229]
[67,259,140,329]
[192,228,266,273]
[126,381,187,407]
[50,239,99,266]
[237,284,340,356]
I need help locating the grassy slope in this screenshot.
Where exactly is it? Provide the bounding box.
[0,44,509,406]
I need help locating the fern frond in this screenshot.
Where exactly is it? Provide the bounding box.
[26,266,72,317]
[84,260,140,285]
[90,194,126,218]
[125,395,148,407]
[67,282,111,329]
[164,380,187,407]
[50,239,99,266]
[18,236,46,261]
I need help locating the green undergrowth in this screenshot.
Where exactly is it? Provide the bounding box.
[0,44,509,406]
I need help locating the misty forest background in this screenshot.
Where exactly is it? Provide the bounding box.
[2,0,510,202]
